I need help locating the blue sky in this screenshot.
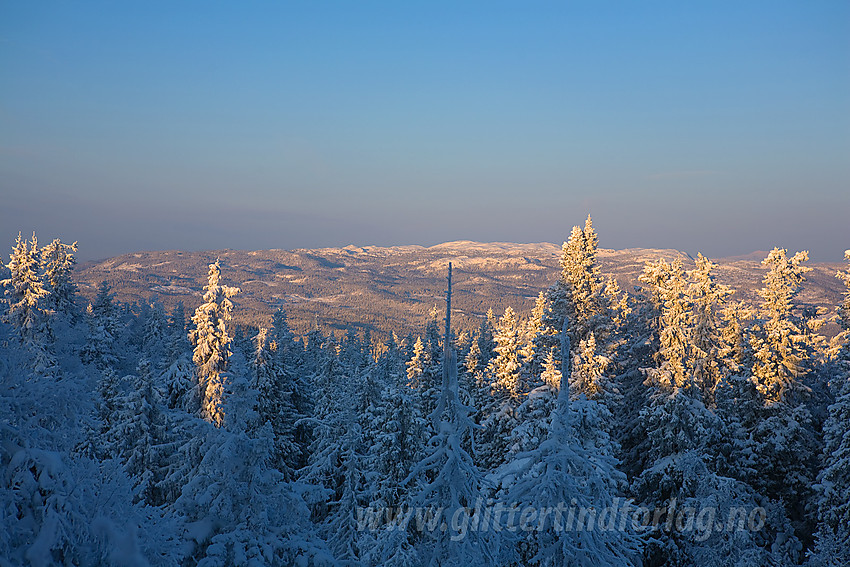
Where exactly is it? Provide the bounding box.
[1,1,848,261]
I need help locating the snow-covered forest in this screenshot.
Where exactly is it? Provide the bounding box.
[2,220,849,566]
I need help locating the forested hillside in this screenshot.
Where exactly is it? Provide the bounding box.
[2,221,849,566]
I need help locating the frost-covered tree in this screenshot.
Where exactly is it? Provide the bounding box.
[476,306,525,470]
[506,322,640,567]
[140,300,168,372]
[80,280,120,372]
[176,423,333,566]
[521,291,549,382]
[750,248,812,404]
[368,375,424,513]
[745,249,820,540]
[111,359,169,505]
[810,251,850,565]
[271,309,313,470]
[634,370,801,565]
[640,259,691,392]
[252,325,301,479]
[810,374,850,566]
[687,254,733,406]
[461,317,496,422]
[570,331,612,401]
[407,333,442,426]
[2,232,54,371]
[301,339,359,520]
[321,412,370,565]
[40,237,78,317]
[188,260,240,427]
[407,264,504,566]
[532,217,614,395]
[559,216,606,341]
[0,443,181,566]
[489,306,523,398]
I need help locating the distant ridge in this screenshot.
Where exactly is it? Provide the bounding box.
[74,242,845,338]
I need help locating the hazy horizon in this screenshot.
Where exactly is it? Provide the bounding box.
[2,2,848,262]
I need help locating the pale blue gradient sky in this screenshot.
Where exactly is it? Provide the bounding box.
[1,1,848,260]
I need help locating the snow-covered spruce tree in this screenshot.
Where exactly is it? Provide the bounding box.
[461,335,485,402]
[407,333,442,432]
[635,355,800,565]
[40,237,78,318]
[636,259,733,564]
[270,308,313,470]
[2,232,55,374]
[476,306,524,470]
[179,323,334,565]
[323,369,374,565]
[810,373,850,566]
[252,325,301,479]
[80,280,120,372]
[406,264,505,567]
[188,260,240,427]
[708,297,767,486]
[160,301,198,414]
[489,306,523,398]
[368,367,425,514]
[407,336,429,391]
[630,258,699,509]
[640,259,692,393]
[301,335,356,519]
[810,251,850,566]
[687,254,733,407]
[506,318,641,567]
[111,358,170,506]
[611,260,666,480]
[640,254,733,405]
[175,418,334,566]
[747,248,820,543]
[298,345,378,564]
[530,218,608,388]
[506,347,562,463]
[559,216,607,341]
[1,440,181,566]
[568,331,623,455]
[521,291,549,385]
[570,331,614,401]
[750,248,813,403]
[421,307,447,414]
[140,300,169,373]
[553,217,623,354]
[461,315,497,424]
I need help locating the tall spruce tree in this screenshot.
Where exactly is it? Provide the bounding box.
[407,264,504,566]
[746,249,820,545]
[188,260,240,427]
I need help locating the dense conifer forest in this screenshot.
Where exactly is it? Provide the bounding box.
[2,220,849,566]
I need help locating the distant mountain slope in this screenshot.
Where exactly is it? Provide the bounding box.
[74,242,845,339]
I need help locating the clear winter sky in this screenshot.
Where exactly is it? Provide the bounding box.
[1,1,848,261]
